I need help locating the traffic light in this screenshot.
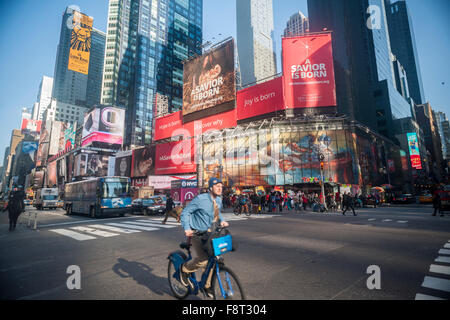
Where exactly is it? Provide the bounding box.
[320,161,324,171]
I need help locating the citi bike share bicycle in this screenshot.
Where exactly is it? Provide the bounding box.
[167,227,245,300]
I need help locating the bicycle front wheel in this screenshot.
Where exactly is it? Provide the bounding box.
[167,260,189,300]
[212,265,245,300]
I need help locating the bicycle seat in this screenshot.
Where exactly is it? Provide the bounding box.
[180,242,191,250]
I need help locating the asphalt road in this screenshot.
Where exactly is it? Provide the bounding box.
[0,204,449,300]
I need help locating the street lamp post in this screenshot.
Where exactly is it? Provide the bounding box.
[319,153,327,211]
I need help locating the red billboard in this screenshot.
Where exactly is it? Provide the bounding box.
[237,77,285,121]
[21,119,42,134]
[154,109,237,141]
[282,33,336,109]
[155,139,197,175]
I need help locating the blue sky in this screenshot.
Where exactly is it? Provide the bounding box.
[0,0,449,163]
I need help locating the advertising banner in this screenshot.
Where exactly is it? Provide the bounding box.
[131,146,156,178]
[82,106,125,147]
[33,171,44,188]
[155,139,197,175]
[21,119,42,134]
[154,109,237,141]
[183,39,235,122]
[35,120,51,167]
[115,154,132,177]
[282,33,337,109]
[60,122,77,151]
[47,161,57,187]
[236,77,285,121]
[148,175,196,190]
[68,11,93,75]
[407,132,422,170]
[49,121,62,156]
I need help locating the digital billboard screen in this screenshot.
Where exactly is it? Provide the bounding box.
[282,33,337,109]
[183,39,235,122]
[82,106,125,148]
[407,132,422,170]
[131,146,156,178]
[236,77,285,121]
[155,139,197,175]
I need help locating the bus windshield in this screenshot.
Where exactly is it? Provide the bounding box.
[102,181,130,198]
[43,195,58,200]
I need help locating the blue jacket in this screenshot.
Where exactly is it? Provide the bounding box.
[180,193,225,232]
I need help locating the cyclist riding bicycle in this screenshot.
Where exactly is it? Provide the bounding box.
[179,177,229,298]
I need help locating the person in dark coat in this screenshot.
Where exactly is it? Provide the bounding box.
[342,192,357,216]
[4,187,25,231]
[432,192,443,217]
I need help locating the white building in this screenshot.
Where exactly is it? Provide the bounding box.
[42,98,88,125]
[236,0,277,87]
[32,76,54,120]
[284,11,309,37]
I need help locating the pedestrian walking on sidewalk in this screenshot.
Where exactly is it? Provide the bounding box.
[4,186,25,231]
[432,192,443,217]
[342,192,357,216]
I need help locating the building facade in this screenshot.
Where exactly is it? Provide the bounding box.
[308,0,413,141]
[101,0,203,147]
[283,11,309,37]
[52,7,105,108]
[42,98,88,126]
[385,0,425,105]
[236,0,277,87]
[32,76,54,120]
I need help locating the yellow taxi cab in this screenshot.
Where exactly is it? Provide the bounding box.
[418,192,433,203]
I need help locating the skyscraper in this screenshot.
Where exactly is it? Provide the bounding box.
[236,0,277,87]
[52,7,106,108]
[32,75,53,120]
[284,11,309,37]
[308,0,413,140]
[101,0,203,147]
[385,0,425,105]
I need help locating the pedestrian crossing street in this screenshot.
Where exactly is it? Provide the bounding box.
[48,214,280,242]
[415,240,450,300]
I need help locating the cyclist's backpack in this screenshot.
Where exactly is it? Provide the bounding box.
[201,222,234,256]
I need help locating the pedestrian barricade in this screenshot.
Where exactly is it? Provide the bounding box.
[20,210,38,230]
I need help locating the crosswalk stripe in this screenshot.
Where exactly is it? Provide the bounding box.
[429,264,450,276]
[106,223,159,231]
[382,219,393,222]
[421,276,450,293]
[126,221,177,229]
[146,220,180,226]
[50,229,96,241]
[397,221,408,223]
[88,224,141,234]
[435,256,450,264]
[415,293,445,300]
[439,249,450,255]
[368,218,376,221]
[70,226,119,238]
[444,243,450,249]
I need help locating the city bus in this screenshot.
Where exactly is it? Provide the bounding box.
[64,177,132,218]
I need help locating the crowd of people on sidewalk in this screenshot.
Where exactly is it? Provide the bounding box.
[220,190,386,215]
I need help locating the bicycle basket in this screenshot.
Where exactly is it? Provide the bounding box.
[212,234,233,256]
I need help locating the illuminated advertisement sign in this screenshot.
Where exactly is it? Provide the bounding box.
[154,109,237,141]
[407,132,422,170]
[155,139,197,175]
[236,77,285,121]
[183,39,235,122]
[82,106,125,148]
[68,11,93,75]
[21,119,42,134]
[131,146,155,178]
[282,33,337,109]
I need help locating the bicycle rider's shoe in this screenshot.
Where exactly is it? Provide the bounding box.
[180,265,193,288]
[202,287,214,299]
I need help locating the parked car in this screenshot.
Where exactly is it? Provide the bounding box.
[131,198,165,216]
[393,194,415,204]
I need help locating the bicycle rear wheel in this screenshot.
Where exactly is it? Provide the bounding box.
[167,260,189,299]
[212,265,245,300]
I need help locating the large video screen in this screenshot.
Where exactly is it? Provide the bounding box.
[183,39,235,122]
